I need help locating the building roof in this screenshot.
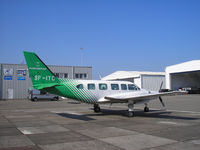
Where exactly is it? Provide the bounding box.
[165,60,200,74]
[102,71,165,81]
[0,63,92,68]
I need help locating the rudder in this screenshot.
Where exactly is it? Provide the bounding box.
[23,51,59,89]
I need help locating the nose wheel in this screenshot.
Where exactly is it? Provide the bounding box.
[128,111,134,117]
[127,101,134,117]
[94,104,101,112]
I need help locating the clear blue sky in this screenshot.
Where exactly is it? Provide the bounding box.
[0,0,200,79]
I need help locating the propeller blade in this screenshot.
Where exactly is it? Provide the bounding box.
[159,96,165,107]
[159,81,163,92]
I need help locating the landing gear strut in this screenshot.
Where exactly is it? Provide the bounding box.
[94,104,101,113]
[144,106,149,112]
[127,101,134,117]
[144,103,149,112]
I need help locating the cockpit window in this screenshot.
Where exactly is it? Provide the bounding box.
[111,84,119,90]
[99,84,107,90]
[128,84,138,90]
[121,84,127,90]
[76,84,83,89]
[88,84,95,90]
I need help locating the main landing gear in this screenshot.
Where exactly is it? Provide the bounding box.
[94,104,101,113]
[94,102,149,117]
[144,103,149,112]
[127,101,134,117]
[127,102,150,117]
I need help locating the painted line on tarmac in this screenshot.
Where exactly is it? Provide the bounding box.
[157,121,191,126]
[158,121,178,125]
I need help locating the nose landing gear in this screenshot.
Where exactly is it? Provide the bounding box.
[127,101,134,117]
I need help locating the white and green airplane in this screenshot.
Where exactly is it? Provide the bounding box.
[24,51,186,117]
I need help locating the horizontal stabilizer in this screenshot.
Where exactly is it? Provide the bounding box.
[33,83,60,90]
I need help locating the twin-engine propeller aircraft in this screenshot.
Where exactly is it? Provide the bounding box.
[24,51,186,117]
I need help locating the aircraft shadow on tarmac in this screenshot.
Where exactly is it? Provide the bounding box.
[58,113,95,121]
[133,110,199,120]
[57,109,199,121]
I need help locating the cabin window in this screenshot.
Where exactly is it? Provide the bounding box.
[76,84,83,89]
[128,84,137,90]
[99,84,107,90]
[121,84,127,90]
[40,91,47,95]
[111,84,119,90]
[88,84,95,90]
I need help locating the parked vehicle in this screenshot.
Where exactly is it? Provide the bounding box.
[28,89,59,101]
[159,89,172,93]
[180,87,200,94]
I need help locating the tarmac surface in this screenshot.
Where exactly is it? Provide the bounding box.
[0,95,200,150]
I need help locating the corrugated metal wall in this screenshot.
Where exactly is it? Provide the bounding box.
[0,64,92,100]
[141,75,165,91]
[2,64,31,99]
[73,66,92,79]
[49,65,74,79]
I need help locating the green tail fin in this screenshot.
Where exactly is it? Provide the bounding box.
[23,51,59,90]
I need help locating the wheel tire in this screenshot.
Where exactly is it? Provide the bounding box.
[128,111,134,117]
[52,97,58,101]
[144,107,149,112]
[33,97,37,102]
[94,104,101,113]
[95,107,100,112]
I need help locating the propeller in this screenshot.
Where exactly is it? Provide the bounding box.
[158,81,165,108]
[159,96,165,107]
[159,81,163,92]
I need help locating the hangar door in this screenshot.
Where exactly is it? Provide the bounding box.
[141,75,165,91]
[171,71,200,90]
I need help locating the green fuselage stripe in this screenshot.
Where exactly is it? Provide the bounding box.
[58,79,97,103]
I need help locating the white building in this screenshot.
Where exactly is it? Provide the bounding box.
[102,71,165,91]
[166,60,200,90]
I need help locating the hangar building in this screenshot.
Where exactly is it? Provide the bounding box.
[0,64,92,100]
[102,71,165,91]
[166,60,200,91]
